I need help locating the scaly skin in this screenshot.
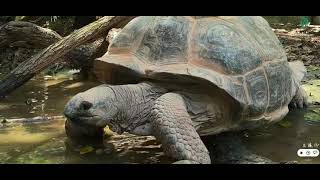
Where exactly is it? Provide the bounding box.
[64,83,166,134]
[64,82,210,163]
[64,82,307,164]
[151,93,210,164]
[289,86,308,109]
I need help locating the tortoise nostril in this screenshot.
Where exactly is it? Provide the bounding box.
[79,101,93,111]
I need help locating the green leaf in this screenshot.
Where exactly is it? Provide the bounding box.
[278,120,292,128]
[15,16,25,21]
[104,126,114,137]
[304,111,320,122]
[79,146,94,155]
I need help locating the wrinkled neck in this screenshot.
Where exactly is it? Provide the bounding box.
[107,82,167,131]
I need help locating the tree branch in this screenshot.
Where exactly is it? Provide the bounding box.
[0,16,135,98]
[0,21,61,49]
[0,21,108,74]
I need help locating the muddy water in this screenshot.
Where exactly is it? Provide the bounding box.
[0,73,319,164]
[0,73,99,119]
[0,74,172,164]
[241,107,320,164]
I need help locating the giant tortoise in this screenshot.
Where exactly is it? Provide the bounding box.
[64,16,308,164]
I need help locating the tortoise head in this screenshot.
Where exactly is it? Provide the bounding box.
[64,85,125,134]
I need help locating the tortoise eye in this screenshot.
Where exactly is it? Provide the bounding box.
[79,101,93,111]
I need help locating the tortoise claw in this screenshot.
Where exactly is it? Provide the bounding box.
[289,87,308,110]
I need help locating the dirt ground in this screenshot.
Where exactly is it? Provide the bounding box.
[272,24,320,106]
[272,24,320,67]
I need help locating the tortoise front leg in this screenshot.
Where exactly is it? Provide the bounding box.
[289,86,308,109]
[151,93,211,164]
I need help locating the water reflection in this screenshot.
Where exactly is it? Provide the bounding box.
[0,118,173,164]
[242,107,320,164]
[0,74,100,119]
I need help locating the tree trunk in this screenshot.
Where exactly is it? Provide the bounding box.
[0,16,135,98]
[1,115,64,124]
[0,21,109,75]
[0,21,62,49]
[15,16,47,25]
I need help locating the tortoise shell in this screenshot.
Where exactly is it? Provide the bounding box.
[95,16,299,120]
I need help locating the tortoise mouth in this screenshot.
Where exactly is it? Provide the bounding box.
[66,114,108,128]
[65,113,126,135]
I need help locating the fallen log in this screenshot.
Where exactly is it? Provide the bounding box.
[0,21,61,49]
[0,21,109,73]
[0,16,135,98]
[1,115,64,124]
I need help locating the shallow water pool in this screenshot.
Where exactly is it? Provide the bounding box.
[0,74,319,164]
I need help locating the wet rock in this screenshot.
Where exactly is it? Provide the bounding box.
[280,161,298,164]
[1,118,7,123]
[25,98,38,105]
[314,102,320,106]
[103,144,115,154]
[71,73,81,81]
[116,148,124,153]
[95,148,104,155]
[172,160,194,164]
